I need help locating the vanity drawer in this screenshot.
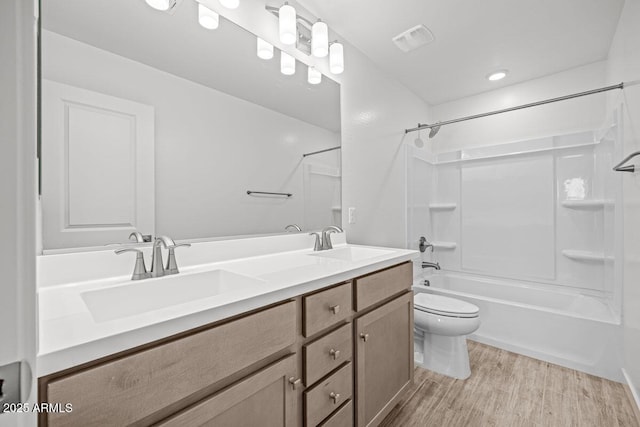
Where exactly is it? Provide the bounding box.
[304,362,353,427]
[319,400,353,427]
[354,262,412,311]
[45,301,296,427]
[304,323,353,385]
[303,282,353,337]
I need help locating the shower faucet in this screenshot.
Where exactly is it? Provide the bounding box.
[422,261,441,270]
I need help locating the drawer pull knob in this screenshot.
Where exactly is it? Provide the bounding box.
[329,392,341,404]
[360,333,369,342]
[329,304,340,314]
[329,348,341,360]
[288,377,302,390]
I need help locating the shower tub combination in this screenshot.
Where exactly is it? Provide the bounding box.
[413,270,622,382]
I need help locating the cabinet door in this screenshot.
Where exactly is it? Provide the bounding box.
[355,292,413,427]
[158,354,299,427]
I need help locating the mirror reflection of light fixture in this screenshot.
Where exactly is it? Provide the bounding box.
[311,20,328,57]
[329,42,344,74]
[281,51,296,75]
[198,4,219,29]
[257,37,274,60]
[219,0,239,9]
[279,3,297,45]
[308,66,321,84]
[145,0,176,11]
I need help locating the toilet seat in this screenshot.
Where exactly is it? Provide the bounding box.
[414,293,479,318]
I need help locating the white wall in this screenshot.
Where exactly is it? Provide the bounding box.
[607,0,640,405]
[42,31,340,242]
[194,1,431,249]
[429,61,608,152]
[0,0,37,426]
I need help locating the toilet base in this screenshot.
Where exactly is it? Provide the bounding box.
[414,333,472,380]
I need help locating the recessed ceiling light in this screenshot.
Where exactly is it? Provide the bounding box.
[487,70,508,81]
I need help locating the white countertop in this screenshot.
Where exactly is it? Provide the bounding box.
[37,239,416,376]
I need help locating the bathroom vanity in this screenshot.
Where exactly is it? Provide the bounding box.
[36,237,416,427]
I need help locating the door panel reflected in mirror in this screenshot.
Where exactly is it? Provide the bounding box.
[41,0,341,251]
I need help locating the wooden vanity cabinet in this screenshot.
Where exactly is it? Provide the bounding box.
[355,292,414,427]
[38,261,414,427]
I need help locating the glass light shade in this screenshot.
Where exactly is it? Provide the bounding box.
[145,0,172,11]
[281,52,296,75]
[257,38,274,60]
[219,0,239,9]
[311,21,329,57]
[279,4,297,45]
[308,66,322,85]
[198,4,219,30]
[329,42,344,74]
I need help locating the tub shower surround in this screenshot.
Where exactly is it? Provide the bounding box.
[408,127,623,381]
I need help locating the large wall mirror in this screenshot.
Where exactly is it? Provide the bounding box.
[40,0,341,251]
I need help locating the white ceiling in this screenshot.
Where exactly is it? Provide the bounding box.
[297,0,625,105]
[42,0,341,132]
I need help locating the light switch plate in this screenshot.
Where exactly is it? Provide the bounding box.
[0,362,21,408]
[348,207,356,224]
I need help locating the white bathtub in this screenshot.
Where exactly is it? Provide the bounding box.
[413,271,623,382]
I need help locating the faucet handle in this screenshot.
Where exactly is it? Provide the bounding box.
[115,248,150,280]
[309,233,322,251]
[165,243,191,275]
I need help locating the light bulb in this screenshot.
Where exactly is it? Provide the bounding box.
[198,4,219,30]
[311,20,329,57]
[281,51,296,75]
[329,42,344,74]
[279,3,297,45]
[487,70,508,81]
[257,38,274,60]
[308,66,322,85]
[145,0,172,11]
[219,0,239,9]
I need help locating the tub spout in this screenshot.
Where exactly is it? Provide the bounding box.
[422,261,441,270]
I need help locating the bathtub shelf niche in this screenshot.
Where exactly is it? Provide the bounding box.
[560,199,614,209]
[433,241,457,250]
[428,203,457,211]
[561,249,614,263]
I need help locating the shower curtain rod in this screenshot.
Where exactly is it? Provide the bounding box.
[404,82,625,134]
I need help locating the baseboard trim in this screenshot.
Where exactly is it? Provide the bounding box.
[622,368,640,424]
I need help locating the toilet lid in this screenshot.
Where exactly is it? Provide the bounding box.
[414,293,479,318]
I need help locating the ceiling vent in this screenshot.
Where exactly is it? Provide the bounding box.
[392,25,434,53]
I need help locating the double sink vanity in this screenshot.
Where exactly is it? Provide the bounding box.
[37,233,416,426]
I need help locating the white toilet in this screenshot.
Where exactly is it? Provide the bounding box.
[413,292,480,379]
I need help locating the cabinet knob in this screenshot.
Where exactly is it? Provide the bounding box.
[288,377,302,390]
[329,392,341,404]
[329,304,340,315]
[329,348,341,360]
[360,333,369,342]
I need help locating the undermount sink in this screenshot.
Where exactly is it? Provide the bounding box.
[309,246,394,262]
[81,269,265,323]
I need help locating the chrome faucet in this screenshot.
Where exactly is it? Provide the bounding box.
[150,236,191,277]
[422,261,441,270]
[285,224,302,232]
[419,236,434,253]
[321,225,344,250]
[116,236,190,281]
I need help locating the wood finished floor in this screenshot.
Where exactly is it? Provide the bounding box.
[381,341,639,427]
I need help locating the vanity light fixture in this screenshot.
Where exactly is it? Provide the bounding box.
[311,20,328,57]
[219,0,239,9]
[308,66,322,84]
[487,69,508,81]
[279,2,297,45]
[198,4,219,29]
[329,42,344,74]
[257,37,274,60]
[145,0,177,11]
[281,51,296,75]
